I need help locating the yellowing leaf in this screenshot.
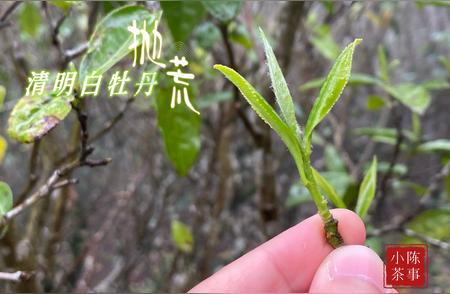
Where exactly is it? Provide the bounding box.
[0,181,13,216]
[171,220,194,253]
[8,94,73,143]
[0,136,7,164]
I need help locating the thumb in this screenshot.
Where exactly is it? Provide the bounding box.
[309,245,397,293]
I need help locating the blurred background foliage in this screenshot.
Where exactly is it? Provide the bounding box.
[0,0,449,292]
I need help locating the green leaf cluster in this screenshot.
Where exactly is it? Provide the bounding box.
[214,28,366,228]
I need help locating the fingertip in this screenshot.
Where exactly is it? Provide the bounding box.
[330,208,366,245]
[309,245,397,293]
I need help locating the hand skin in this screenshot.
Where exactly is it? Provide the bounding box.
[189,209,397,293]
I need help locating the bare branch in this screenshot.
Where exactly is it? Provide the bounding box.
[64,42,88,62]
[374,108,403,220]
[0,1,22,29]
[369,162,450,246]
[403,229,450,251]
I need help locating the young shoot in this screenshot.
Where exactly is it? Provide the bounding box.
[214,28,363,248]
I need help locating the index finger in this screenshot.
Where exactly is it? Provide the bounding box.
[189,209,366,293]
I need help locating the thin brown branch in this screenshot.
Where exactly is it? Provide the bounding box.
[374,108,403,221]
[16,140,41,205]
[55,96,136,166]
[90,96,136,142]
[403,228,450,251]
[369,162,450,236]
[1,104,110,228]
[64,42,88,62]
[218,23,263,146]
[0,1,22,29]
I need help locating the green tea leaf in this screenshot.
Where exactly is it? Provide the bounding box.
[213,64,307,182]
[299,78,326,92]
[171,220,194,253]
[406,209,450,241]
[378,162,408,176]
[0,85,6,109]
[349,73,381,86]
[299,73,380,92]
[322,171,352,197]
[79,5,160,83]
[324,145,346,172]
[366,95,385,111]
[305,39,361,139]
[377,45,389,83]
[198,91,233,109]
[202,0,242,22]
[385,83,430,115]
[161,1,205,42]
[155,86,200,176]
[0,181,13,215]
[259,28,299,134]
[365,237,383,255]
[49,0,75,11]
[355,127,415,145]
[19,2,41,37]
[285,182,311,208]
[422,79,450,90]
[355,156,377,218]
[230,24,253,49]
[0,136,7,164]
[311,35,339,61]
[312,168,346,208]
[194,22,222,50]
[8,94,73,143]
[416,0,450,7]
[417,139,450,154]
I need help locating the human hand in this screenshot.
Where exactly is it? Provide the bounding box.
[190,209,397,293]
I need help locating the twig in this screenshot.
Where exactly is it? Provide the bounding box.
[0,104,111,228]
[43,1,83,68]
[369,162,450,236]
[0,1,22,22]
[55,96,136,166]
[1,173,74,225]
[219,23,263,146]
[16,141,41,205]
[64,42,88,62]
[0,1,22,29]
[89,96,136,142]
[374,108,403,220]
[0,271,33,283]
[403,229,450,251]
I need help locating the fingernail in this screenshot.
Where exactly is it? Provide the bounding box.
[309,245,397,293]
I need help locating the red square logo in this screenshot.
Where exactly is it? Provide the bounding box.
[384,244,428,288]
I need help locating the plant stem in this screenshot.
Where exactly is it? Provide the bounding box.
[298,141,344,248]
